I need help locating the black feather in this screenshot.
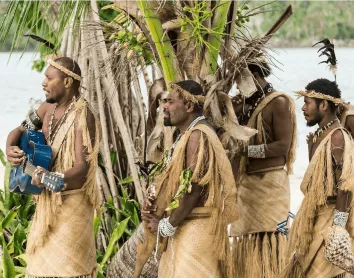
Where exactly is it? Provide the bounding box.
[312,38,337,67]
[23,34,56,51]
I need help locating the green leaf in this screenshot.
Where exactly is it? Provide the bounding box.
[93,215,101,239]
[14,265,26,274]
[110,151,117,166]
[2,207,18,229]
[2,241,16,278]
[4,163,12,210]
[14,254,27,268]
[118,176,133,185]
[100,217,130,266]
[131,207,140,228]
[0,149,6,166]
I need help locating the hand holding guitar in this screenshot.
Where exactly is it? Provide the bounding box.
[32,166,48,188]
[6,146,25,167]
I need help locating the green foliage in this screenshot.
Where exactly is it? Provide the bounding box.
[167,169,193,211]
[0,163,35,277]
[248,1,354,42]
[103,4,154,65]
[95,184,140,277]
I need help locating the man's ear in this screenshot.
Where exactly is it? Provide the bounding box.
[64,77,73,88]
[320,100,329,111]
[185,102,195,113]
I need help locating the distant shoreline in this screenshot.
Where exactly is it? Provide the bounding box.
[270,39,354,48]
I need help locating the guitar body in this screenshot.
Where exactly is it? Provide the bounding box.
[9,130,52,195]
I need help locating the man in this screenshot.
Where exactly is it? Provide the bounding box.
[282,78,354,277]
[338,102,354,136]
[6,57,100,277]
[135,80,238,278]
[230,60,297,277]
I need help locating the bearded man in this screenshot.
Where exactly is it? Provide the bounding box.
[134,80,238,278]
[281,78,354,278]
[6,57,100,277]
[230,60,297,277]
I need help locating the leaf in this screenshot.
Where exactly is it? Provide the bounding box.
[100,217,130,266]
[93,215,101,239]
[0,149,6,166]
[131,207,140,228]
[4,163,13,210]
[14,266,26,274]
[2,241,16,278]
[110,151,117,166]
[2,207,19,229]
[14,254,27,267]
[118,176,133,185]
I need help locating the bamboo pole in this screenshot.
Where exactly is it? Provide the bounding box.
[91,0,144,204]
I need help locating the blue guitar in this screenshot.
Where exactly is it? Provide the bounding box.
[9,130,52,195]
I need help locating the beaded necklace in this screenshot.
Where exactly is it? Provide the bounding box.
[240,83,273,121]
[166,115,206,165]
[47,97,77,145]
[313,118,339,143]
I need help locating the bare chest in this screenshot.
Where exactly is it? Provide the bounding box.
[42,107,68,143]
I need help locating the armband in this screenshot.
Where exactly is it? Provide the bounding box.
[333,209,349,227]
[248,144,266,158]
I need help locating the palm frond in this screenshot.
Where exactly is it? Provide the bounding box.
[0,1,89,61]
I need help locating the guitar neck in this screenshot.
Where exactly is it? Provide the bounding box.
[24,161,40,177]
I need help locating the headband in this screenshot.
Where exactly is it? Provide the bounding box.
[170,83,205,105]
[47,58,82,81]
[295,90,344,105]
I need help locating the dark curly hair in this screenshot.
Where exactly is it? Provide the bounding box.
[175,80,205,111]
[305,78,341,113]
[248,61,271,78]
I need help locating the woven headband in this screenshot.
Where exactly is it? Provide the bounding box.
[47,59,82,81]
[170,83,205,105]
[295,90,344,105]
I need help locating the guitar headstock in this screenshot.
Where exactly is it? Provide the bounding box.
[40,172,65,192]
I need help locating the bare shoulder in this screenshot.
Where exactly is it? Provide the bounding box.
[345,114,354,129]
[36,102,55,120]
[331,129,345,147]
[188,129,202,143]
[269,95,290,109]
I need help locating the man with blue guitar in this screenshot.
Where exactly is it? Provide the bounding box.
[6,56,100,278]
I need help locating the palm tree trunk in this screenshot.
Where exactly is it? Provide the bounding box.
[106,224,159,278]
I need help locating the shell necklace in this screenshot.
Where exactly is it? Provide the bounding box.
[47,97,76,145]
[166,115,206,165]
[313,118,339,143]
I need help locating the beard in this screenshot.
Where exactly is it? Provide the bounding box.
[45,98,56,104]
[163,118,173,126]
[306,112,322,127]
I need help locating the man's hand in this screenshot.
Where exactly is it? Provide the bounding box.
[141,212,160,233]
[306,132,314,145]
[141,198,157,214]
[6,146,25,167]
[31,166,48,188]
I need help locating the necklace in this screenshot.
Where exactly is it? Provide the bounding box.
[241,83,273,120]
[313,118,339,143]
[47,97,77,145]
[166,115,206,165]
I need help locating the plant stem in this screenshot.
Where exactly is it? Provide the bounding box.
[136,0,182,84]
[201,0,231,76]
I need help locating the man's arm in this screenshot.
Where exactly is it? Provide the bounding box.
[62,109,96,190]
[331,130,351,213]
[248,96,294,159]
[344,115,354,138]
[143,130,205,232]
[6,102,49,167]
